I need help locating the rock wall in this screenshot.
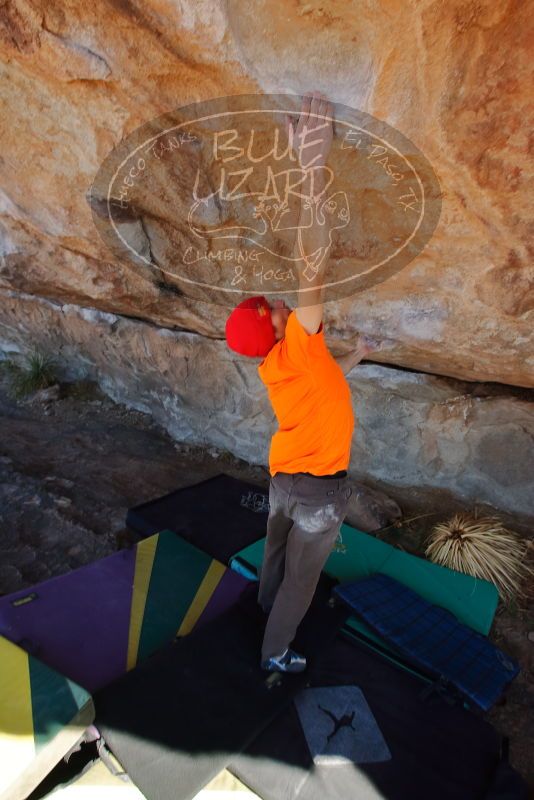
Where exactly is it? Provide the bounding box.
[0,0,533,522]
[0,0,533,387]
[1,290,533,523]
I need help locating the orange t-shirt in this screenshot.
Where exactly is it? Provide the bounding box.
[257,310,354,477]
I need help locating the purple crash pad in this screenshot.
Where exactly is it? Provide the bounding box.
[0,548,135,693]
[0,531,249,693]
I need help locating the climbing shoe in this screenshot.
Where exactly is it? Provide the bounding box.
[261,648,307,673]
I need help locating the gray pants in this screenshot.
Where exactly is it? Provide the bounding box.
[258,471,353,661]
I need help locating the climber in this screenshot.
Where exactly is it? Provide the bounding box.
[225,91,379,673]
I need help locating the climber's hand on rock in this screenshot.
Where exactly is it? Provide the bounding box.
[356,334,380,357]
[358,335,396,355]
[284,91,334,170]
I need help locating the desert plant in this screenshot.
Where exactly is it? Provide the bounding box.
[10,351,57,398]
[425,511,534,605]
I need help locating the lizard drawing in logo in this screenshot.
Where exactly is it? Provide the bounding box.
[187,184,349,284]
[318,705,357,743]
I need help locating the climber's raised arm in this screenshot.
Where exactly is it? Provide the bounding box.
[333,336,382,375]
[286,91,335,336]
[295,172,331,335]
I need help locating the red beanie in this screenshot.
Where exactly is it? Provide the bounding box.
[225,296,277,357]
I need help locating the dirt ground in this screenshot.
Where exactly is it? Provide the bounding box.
[0,365,532,791]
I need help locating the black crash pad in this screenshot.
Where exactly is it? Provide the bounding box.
[126,474,270,564]
[94,577,348,800]
[230,634,528,800]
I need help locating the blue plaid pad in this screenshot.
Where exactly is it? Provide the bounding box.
[334,573,520,711]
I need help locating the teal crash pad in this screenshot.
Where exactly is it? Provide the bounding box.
[229,523,499,671]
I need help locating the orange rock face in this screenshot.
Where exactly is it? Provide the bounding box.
[0,0,532,387]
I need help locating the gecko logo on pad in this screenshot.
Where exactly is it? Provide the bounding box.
[318,705,357,742]
[295,685,391,765]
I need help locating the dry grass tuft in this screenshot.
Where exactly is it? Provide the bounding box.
[425,511,534,605]
[7,351,57,398]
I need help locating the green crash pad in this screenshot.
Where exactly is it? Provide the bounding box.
[230,523,499,681]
